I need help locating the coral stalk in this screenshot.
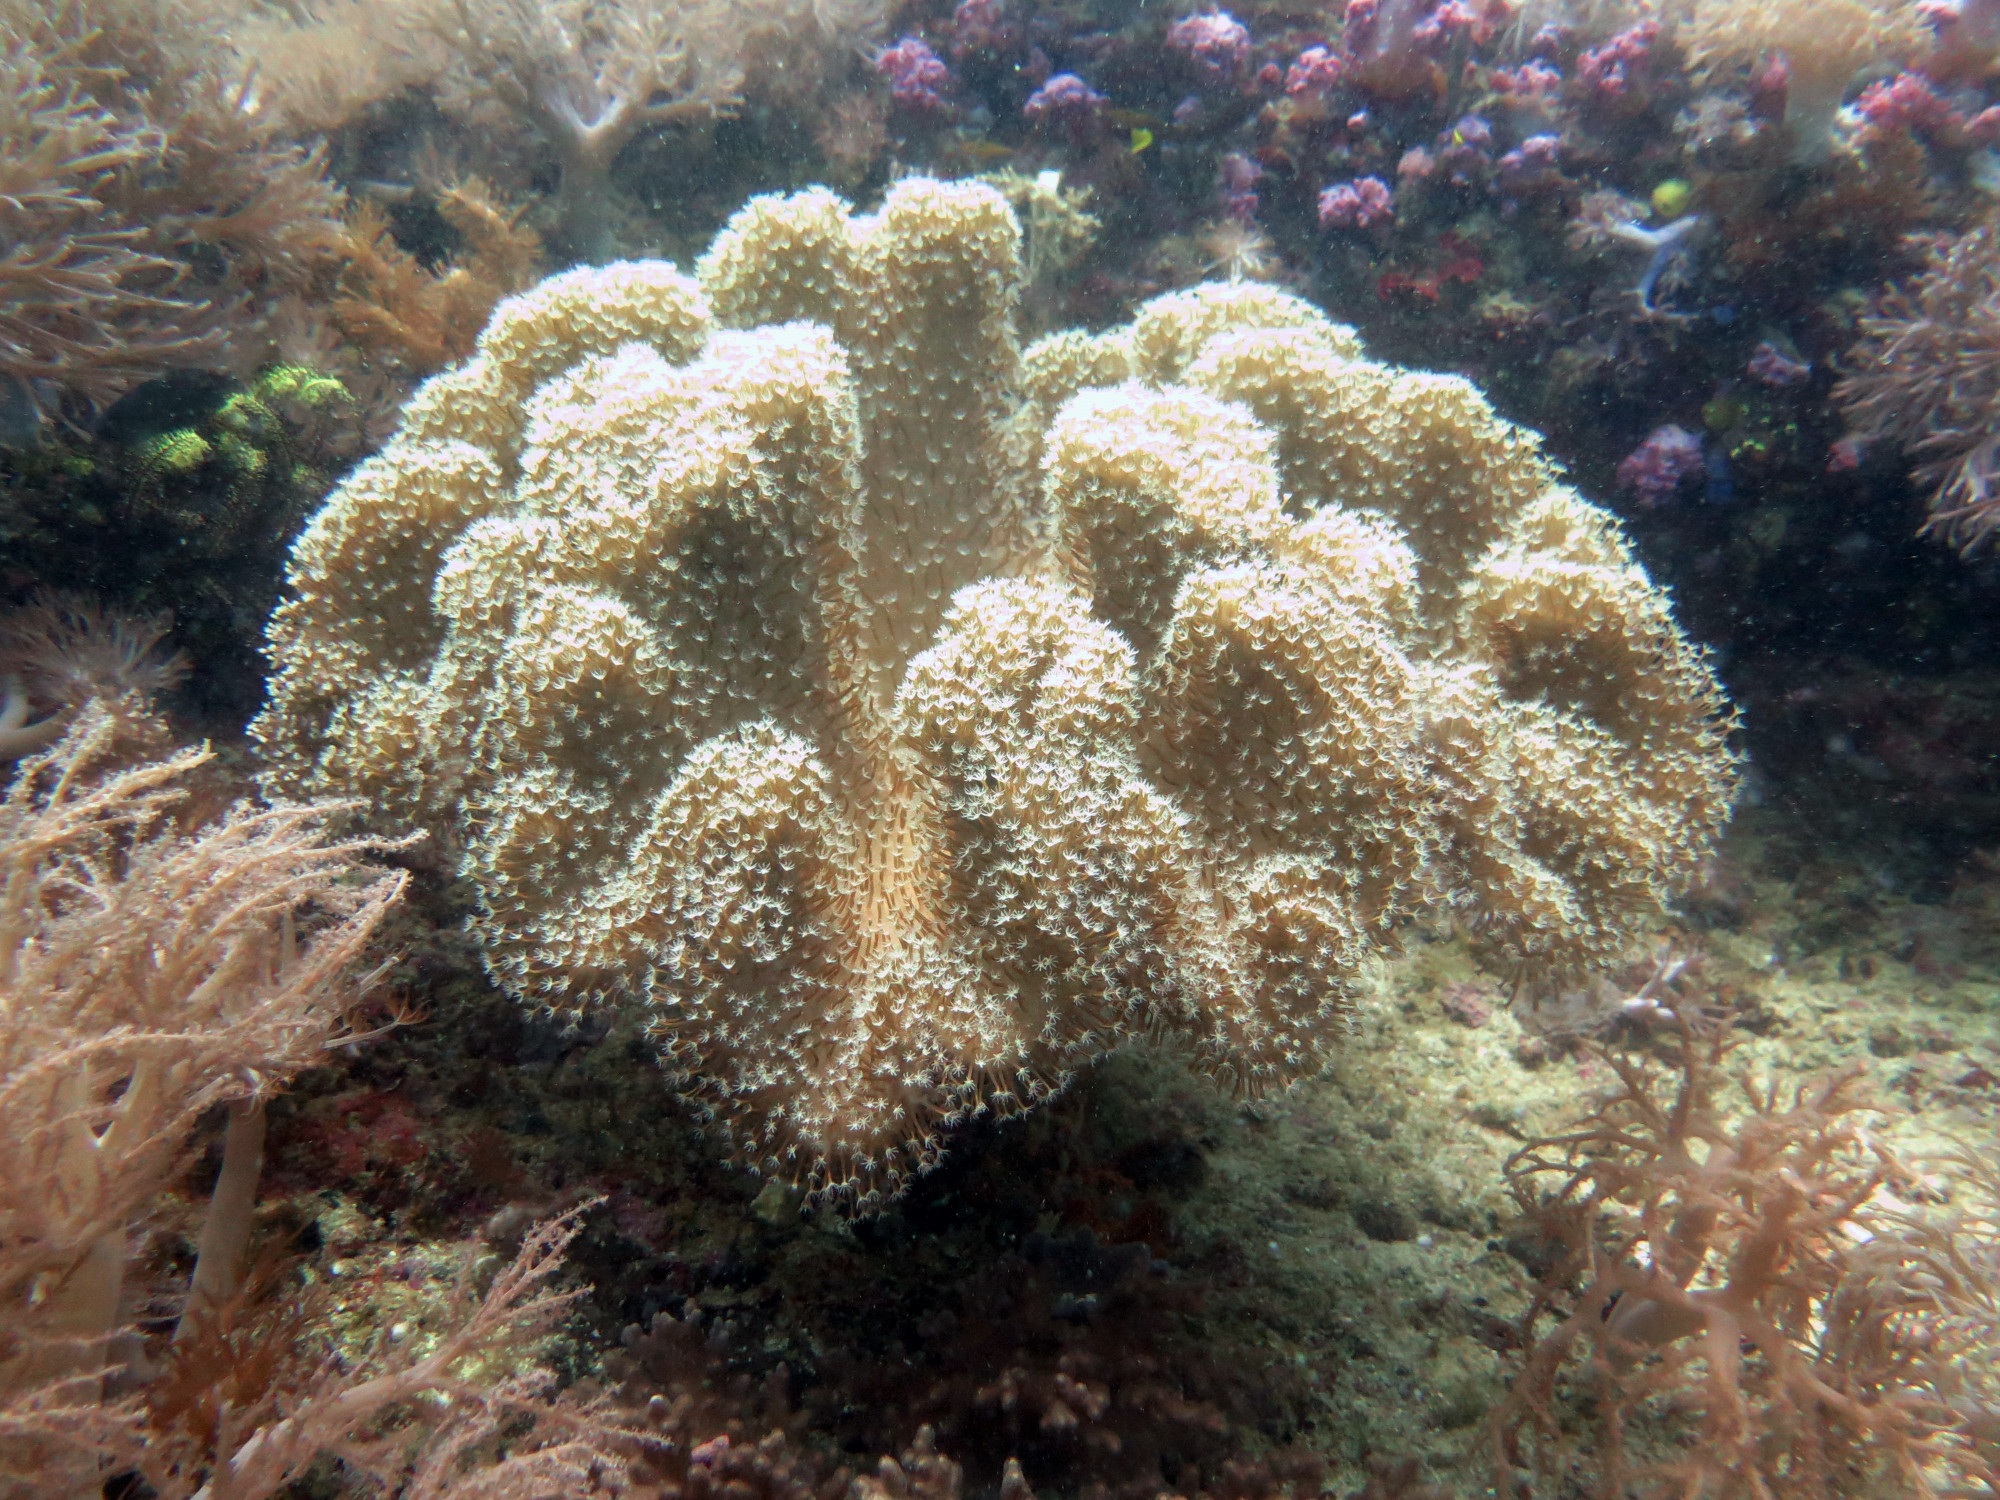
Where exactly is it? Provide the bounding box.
[439,0,743,262]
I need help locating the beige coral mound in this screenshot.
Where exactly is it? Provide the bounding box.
[254,178,1735,1207]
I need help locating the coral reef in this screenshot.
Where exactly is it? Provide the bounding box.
[256,178,1735,1209]
[3,0,2000,1494]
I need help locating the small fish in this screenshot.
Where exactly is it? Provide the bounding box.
[1129,126,1154,154]
[950,138,1015,162]
[351,178,418,202]
[1104,107,1165,131]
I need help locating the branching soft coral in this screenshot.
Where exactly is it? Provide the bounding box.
[0,33,228,413]
[0,709,407,1491]
[1487,1019,1996,1499]
[232,0,875,265]
[0,0,344,419]
[0,717,641,1499]
[431,0,751,261]
[328,179,545,382]
[137,1205,635,1500]
[0,593,187,760]
[1837,209,2000,554]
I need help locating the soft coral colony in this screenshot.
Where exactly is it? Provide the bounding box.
[0,0,341,417]
[254,176,1737,1208]
[0,0,864,424]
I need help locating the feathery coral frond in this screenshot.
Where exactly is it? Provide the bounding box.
[0,707,408,1489]
[1837,211,2000,553]
[0,0,345,418]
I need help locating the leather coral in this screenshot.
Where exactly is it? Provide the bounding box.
[254,178,1735,1207]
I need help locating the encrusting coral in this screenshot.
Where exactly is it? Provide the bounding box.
[255,178,1737,1208]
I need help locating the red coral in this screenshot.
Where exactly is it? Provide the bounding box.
[1377,232,1482,301]
[1575,20,1658,98]
[284,1087,431,1184]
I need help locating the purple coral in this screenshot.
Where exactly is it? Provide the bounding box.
[1489,60,1563,99]
[1577,20,1659,98]
[1448,113,1493,148]
[1418,0,1506,47]
[1501,133,1561,169]
[875,37,953,111]
[1616,425,1706,506]
[1167,10,1253,83]
[1285,44,1347,96]
[1318,175,1394,228]
[1748,342,1813,387]
[1023,72,1106,122]
[1528,20,1570,52]
[1498,132,1564,188]
[1435,113,1494,177]
[1344,0,1428,65]
[950,0,1010,56]
[1220,152,1264,219]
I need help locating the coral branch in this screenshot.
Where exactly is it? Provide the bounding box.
[0,708,409,1488]
[435,0,745,261]
[1488,1017,1992,1497]
[171,1204,617,1500]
